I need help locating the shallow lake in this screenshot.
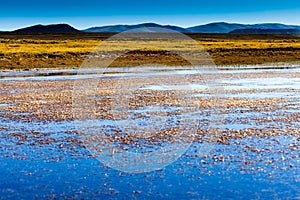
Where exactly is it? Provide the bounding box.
[0,66,299,199]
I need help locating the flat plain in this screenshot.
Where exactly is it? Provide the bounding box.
[0,33,300,69]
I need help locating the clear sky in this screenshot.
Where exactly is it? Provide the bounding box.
[1,0,300,31]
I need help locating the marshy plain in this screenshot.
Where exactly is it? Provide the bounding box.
[0,33,299,199]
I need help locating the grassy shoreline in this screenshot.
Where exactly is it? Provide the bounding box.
[1,32,300,70]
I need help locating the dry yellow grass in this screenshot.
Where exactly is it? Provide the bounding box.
[2,38,300,54]
[1,36,300,69]
[0,39,98,54]
[200,39,300,49]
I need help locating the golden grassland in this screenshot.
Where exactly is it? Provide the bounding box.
[1,33,300,69]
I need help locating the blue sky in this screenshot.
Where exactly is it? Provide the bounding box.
[1,0,300,30]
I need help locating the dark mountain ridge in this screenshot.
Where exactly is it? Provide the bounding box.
[84,22,188,32]
[85,22,300,33]
[13,24,81,33]
[9,22,300,34]
[187,22,300,33]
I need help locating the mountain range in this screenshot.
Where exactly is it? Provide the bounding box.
[9,22,300,34]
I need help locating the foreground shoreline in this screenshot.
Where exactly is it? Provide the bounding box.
[1,63,300,74]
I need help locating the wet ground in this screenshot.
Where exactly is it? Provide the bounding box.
[0,66,299,199]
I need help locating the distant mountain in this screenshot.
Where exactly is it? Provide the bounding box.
[83,23,188,32]
[187,22,246,33]
[230,28,300,34]
[84,22,300,33]
[187,22,300,33]
[13,24,81,33]
[249,23,300,30]
[8,22,300,34]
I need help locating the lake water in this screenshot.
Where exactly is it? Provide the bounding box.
[0,66,299,199]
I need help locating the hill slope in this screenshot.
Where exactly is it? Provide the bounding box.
[230,28,300,34]
[13,24,81,33]
[187,22,300,33]
[83,23,188,32]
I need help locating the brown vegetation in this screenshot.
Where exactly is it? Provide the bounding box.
[0,33,300,70]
